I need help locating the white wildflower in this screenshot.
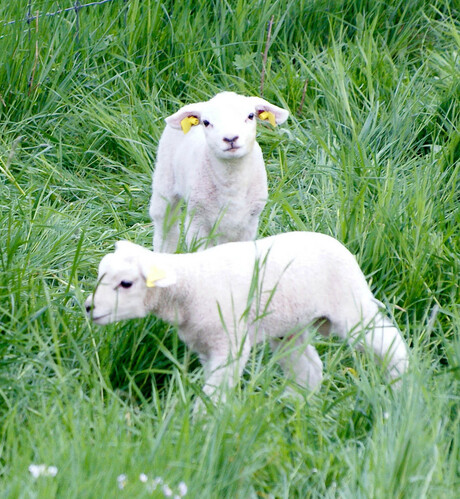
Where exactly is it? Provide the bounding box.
[28,464,58,478]
[139,473,148,483]
[29,464,45,478]
[163,483,173,497]
[117,474,127,490]
[47,466,58,477]
[178,481,188,496]
[146,476,163,494]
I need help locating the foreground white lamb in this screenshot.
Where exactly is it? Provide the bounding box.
[85,232,409,401]
[149,91,289,252]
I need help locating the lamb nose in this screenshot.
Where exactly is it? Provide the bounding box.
[223,135,239,143]
[85,304,93,314]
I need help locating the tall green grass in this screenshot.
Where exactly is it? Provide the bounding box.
[0,0,459,497]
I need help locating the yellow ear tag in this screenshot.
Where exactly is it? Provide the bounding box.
[180,116,199,134]
[146,265,167,287]
[258,111,276,127]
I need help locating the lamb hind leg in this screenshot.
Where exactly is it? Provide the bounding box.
[363,313,409,380]
[332,312,409,381]
[270,334,323,391]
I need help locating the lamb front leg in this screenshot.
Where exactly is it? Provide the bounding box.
[199,338,251,405]
[150,194,181,253]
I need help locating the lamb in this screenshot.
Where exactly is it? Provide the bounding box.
[149,91,289,252]
[85,232,409,402]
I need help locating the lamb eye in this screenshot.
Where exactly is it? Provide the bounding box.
[120,280,133,289]
[202,120,210,127]
[248,113,255,120]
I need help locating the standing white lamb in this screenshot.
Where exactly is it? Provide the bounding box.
[85,232,409,401]
[149,91,289,252]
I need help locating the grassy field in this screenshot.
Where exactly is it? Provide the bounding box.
[0,0,459,497]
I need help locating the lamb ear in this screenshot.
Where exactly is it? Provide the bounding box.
[249,97,289,125]
[165,102,205,132]
[140,259,177,288]
[115,240,137,252]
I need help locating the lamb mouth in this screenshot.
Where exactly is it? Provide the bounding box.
[224,146,241,152]
[91,313,111,323]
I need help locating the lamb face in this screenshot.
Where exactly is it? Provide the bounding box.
[85,252,150,325]
[165,92,289,162]
[199,94,258,160]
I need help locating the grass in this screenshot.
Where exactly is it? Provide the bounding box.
[0,0,459,497]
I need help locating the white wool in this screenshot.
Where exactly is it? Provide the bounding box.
[149,91,289,252]
[85,232,409,400]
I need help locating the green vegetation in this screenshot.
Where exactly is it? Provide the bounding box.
[0,0,458,497]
